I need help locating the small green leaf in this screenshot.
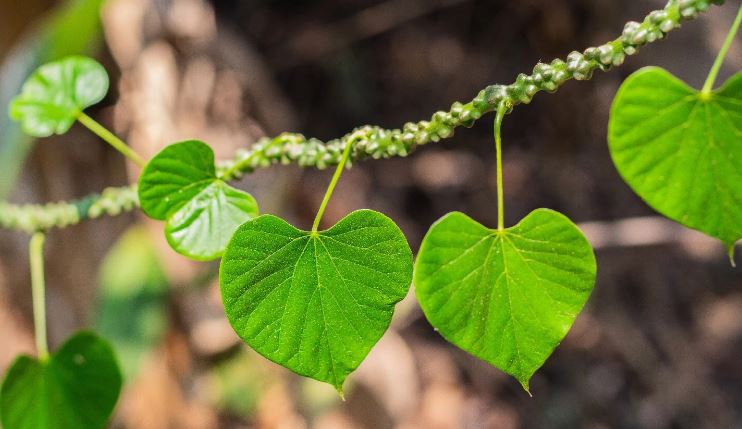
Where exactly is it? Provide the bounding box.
[219,209,413,393]
[608,67,742,252]
[414,209,596,391]
[138,140,259,260]
[9,56,108,137]
[0,331,122,429]
[0,0,107,198]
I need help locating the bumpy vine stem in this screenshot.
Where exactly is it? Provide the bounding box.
[0,0,724,233]
[0,186,138,234]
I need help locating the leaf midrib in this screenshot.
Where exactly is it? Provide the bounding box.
[495,234,526,379]
[165,179,214,216]
[312,239,342,387]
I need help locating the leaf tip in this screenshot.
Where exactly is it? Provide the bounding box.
[518,378,532,396]
[335,385,346,401]
[727,244,737,268]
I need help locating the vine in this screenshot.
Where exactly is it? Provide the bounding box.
[0,0,724,232]
[1,0,740,427]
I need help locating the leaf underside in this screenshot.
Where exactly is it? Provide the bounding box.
[608,67,742,252]
[220,209,413,392]
[10,56,108,137]
[138,140,258,260]
[414,209,596,390]
[0,332,122,429]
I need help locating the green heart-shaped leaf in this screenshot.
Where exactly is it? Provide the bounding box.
[414,209,596,391]
[608,67,742,252]
[138,140,259,260]
[10,56,108,137]
[0,331,122,429]
[219,209,413,393]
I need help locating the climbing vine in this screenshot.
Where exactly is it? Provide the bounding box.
[1,0,740,427]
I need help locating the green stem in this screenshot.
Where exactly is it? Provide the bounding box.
[701,2,742,95]
[29,232,49,361]
[494,103,507,231]
[77,112,145,167]
[311,138,355,233]
[220,153,256,182]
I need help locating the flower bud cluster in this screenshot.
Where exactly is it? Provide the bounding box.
[0,201,80,233]
[0,185,139,233]
[678,0,723,19]
[85,185,139,219]
[215,0,723,180]
[481,0,725,109]
[218,101,487,179]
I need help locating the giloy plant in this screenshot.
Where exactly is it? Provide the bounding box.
[0,0,740,426]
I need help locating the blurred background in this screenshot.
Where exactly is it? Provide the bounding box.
[1,0,741,428]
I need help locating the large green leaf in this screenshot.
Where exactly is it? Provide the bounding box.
[0,331,122,429]
[9,56,108,137]
[608,67,742,253]
[414,209,596,391]
[219,209,413,393]
[138,140,259,260]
